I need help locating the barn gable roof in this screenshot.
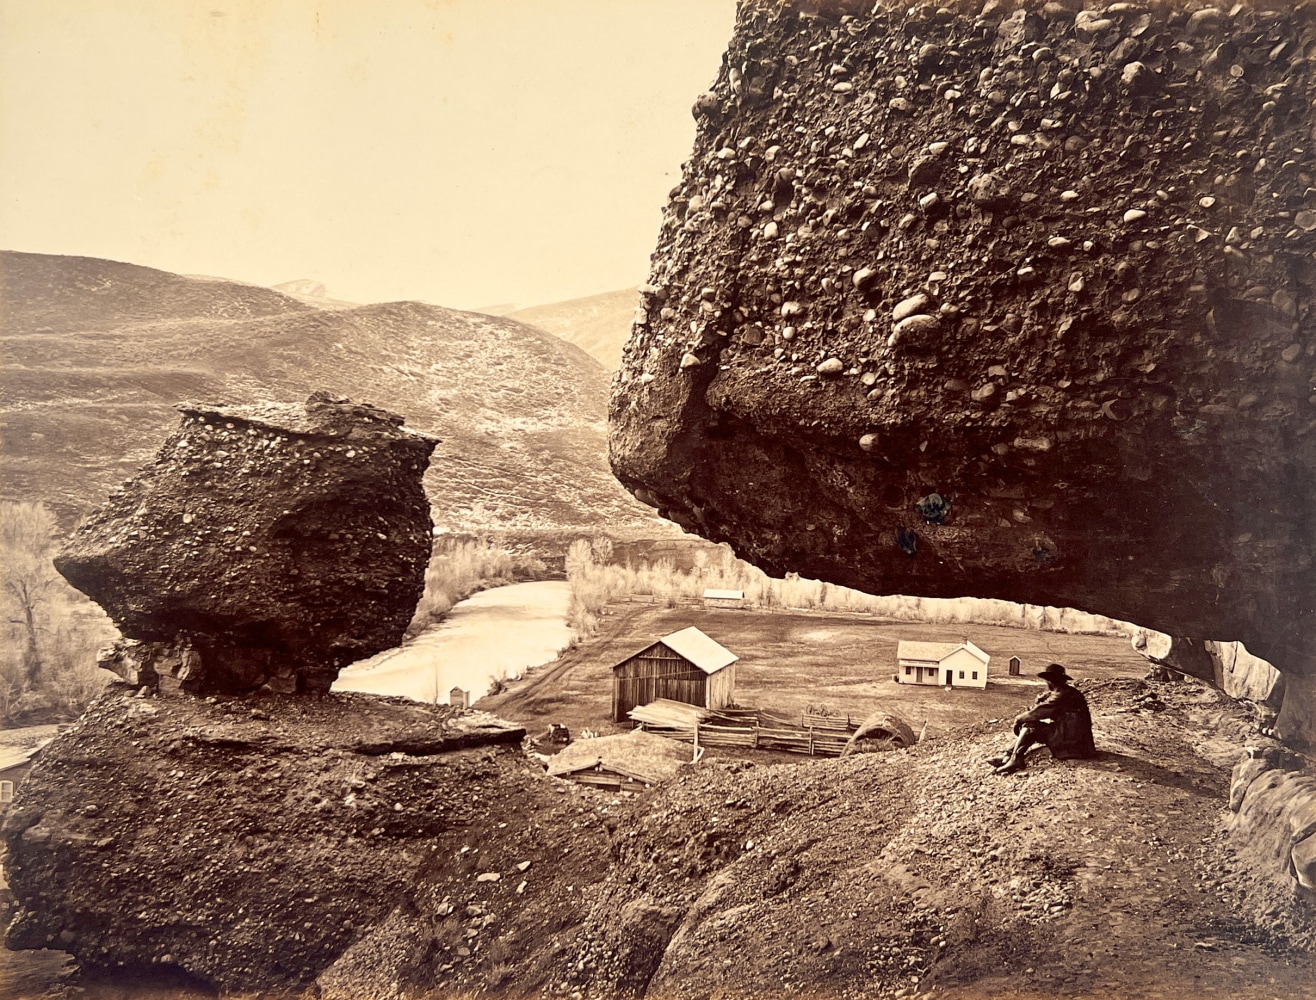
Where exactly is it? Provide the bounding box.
[614,626,738,675]
[657,626,738,674]
[0,746,41,774]
[897,640,990,665]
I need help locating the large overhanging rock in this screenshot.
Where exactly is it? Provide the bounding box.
[609,0,1316,740]
[55,393,439,693]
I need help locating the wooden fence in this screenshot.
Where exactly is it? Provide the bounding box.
[633,704,860,758]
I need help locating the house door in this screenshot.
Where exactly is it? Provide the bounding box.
[945,669,953,686]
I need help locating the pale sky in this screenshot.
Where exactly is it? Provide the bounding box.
[0,0,735,310]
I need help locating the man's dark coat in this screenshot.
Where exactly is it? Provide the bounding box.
[1016,682,1096,759]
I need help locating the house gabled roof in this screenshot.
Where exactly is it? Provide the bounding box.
[0,746,41,774]
[614,626,738,675]
[897,640,990,665]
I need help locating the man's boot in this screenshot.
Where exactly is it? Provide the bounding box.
[994,752,1026,774]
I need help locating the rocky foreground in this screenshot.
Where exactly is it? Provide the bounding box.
[608,0,1316,741]
[3,679,1312,999]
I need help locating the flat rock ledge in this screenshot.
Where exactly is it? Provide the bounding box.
[1,689,523,991]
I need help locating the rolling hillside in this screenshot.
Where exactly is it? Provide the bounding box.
[0,251,661,538]
[508,288,637,372]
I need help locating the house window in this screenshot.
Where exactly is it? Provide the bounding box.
[972,671,979,680]
[904,666,912,676]
[0,780,13,803]
[958,670,965,679]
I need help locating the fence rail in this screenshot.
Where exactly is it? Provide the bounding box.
[635,716,856,757]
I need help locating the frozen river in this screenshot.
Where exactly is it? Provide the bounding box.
[332,580,572,705]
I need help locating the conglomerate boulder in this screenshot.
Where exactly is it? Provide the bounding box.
[609,0,1316,741]
[55,393,439,693]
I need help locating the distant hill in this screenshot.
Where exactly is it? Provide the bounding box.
[509,288,637,372]
[0,251,663,539]
[269,278,360,310]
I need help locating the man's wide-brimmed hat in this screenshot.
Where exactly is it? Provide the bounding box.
[1037,663,1070,682]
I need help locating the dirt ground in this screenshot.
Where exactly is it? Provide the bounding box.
[559,679,1314,1000]
[484,601,1152,741]
[3,617,1312,1000]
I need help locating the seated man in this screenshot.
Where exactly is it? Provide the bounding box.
[990,662,1096,774]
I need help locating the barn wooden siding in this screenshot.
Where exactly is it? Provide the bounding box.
[612,644,736,722]
[707,662,735,712]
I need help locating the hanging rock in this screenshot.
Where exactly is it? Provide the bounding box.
[55,393,440,693]
[608,0,1316,747]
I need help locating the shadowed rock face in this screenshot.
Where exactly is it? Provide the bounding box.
[55,393,439,693]
[609,1,1316,738]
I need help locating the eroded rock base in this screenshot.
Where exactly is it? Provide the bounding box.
[4,680,1311,999]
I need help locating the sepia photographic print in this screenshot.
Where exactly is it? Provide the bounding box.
[1,2,1314,999]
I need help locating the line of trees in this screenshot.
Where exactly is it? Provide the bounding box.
[564,536,1131,641]
[1,502,117,723]
[406,536,548,638]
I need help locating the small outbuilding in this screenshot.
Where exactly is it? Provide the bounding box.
[0,745,41,814]
[611,626,738,722]
[546,730,691,791]
[1008,656,1022,677]
[702,588,746,610]
[896,640,990,689]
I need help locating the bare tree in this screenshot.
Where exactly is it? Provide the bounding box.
[565,538,594,579]
[0,501,60,686]
[0,502,117,722]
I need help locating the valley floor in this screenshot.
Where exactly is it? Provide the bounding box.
[483,600,1152,739]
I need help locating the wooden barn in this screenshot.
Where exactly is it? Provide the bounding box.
[0,745,42,815]
[611,626,738,722]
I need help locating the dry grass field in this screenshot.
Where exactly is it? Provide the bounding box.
[485,600,1151,743]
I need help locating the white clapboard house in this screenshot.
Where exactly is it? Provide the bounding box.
[896,640,990,689]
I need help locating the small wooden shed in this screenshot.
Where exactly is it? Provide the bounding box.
[611,626,738,722]
[702,588,746,609]
[546,731,690,791]
[1008,656,1022,677]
